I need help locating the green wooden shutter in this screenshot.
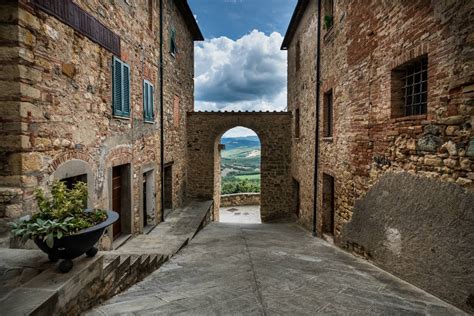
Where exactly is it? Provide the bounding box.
[143,80,154,122]
[112,56,122,115]
[149,84,154,120]
[122,63,130,115]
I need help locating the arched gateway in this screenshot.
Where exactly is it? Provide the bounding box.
[187,111,292,222]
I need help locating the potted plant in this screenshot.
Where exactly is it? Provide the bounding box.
[10,181,118,273]
[323,14,334,30]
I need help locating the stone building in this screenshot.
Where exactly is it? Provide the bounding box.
[283,0,474,311]
[0,0,202,247]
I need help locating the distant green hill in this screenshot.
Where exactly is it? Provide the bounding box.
[220,136,261,194]
[221,136,260,150]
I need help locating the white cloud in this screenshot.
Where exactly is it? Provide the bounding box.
[222,127,257,138]
[194,30,287,112]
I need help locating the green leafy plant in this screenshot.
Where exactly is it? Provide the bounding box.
[10,181,107,248]
[323,15,334,30]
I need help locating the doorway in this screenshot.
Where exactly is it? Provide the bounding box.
[142,170,155,229]
[112,164,131,239]
[293,178,300,218]
[218,127,261,224]
[322,173,335,235]
[164,164,173,215]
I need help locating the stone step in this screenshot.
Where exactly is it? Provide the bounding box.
[102,254,120,278]
[116,255,131,277]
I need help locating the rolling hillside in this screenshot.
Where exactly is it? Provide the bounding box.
[220,136,261,194]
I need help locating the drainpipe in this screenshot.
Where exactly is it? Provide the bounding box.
[159,0,165,222]
[313,0,321,237]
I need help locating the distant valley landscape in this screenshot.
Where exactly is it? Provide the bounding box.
[220,136,261,194]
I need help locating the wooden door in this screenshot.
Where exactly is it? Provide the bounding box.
[143,177,147,227]
[322,174,335,235]
[112,167,122,238]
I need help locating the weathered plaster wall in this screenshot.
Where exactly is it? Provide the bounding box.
[187,112,292,222]
[341,172,474,312]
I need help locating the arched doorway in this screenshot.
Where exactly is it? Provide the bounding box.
[187,112,292,222]
[218,127,261,223]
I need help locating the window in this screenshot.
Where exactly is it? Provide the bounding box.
[148,0,153,30]
[323,0,334,30]
[173,95,180,127]
[61,174,87,190]
[294,108,300,138]
[324,90,333,137]
[295,40,301,72]
[170,27,177,56]
[392,56,428,117]
[112,56,131,117]
[143,80,154,122]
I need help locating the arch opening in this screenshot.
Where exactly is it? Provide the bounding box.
[217,127,261,224]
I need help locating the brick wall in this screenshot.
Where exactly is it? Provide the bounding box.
[286,0,473,311]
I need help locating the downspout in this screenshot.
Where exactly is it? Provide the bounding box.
[313,0,321,237]
[159,0,165,222]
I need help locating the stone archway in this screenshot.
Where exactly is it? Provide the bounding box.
[187,111,292,222]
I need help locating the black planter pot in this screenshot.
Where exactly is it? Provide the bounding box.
[34,210,119,273]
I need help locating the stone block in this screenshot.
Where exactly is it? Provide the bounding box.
[439,115,465,125]
[442,141,458,156]
[416,134,442,153]
[424,156,443,166]
[467,138,474,157]
[61,63,76,79]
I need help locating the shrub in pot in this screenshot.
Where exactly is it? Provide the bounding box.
[10,181,118,272]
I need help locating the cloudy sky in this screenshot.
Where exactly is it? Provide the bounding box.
[188,0,296,136]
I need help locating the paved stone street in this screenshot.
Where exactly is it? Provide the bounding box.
[219,205,261,224]
[88,222,462,315]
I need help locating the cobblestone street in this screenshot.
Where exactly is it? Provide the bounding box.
[88,223,462,315]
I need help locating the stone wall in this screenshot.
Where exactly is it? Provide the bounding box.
[286,0,473,311]
[0,0,198,245]
[187,112,292,222]
[220,193,260,207]
[286,0,318,229]
[162,0,196,210]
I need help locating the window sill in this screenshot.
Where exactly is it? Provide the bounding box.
[113,115,131,121]
[390,114,427,124]
[144,120,155,124]
[322,137,333,143]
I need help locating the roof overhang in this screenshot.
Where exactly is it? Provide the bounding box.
[175,0,204,41]
[281,0,309,50]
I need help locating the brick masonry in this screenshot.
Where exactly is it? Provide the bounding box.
[285,0,473,311]
[0,0,199,245]
[187,112,292,222]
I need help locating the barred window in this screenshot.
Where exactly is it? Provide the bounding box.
[391,56,428,118]
[403,58,428,116]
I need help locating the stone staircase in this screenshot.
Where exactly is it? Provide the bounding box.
[0,200,213,316]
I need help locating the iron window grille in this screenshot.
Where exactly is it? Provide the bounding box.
[402,57,428,116]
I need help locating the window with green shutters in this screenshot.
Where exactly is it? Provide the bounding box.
[143,80,154,122]
[112,56,131,117]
